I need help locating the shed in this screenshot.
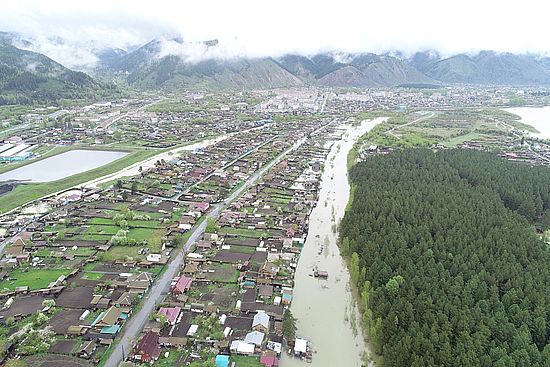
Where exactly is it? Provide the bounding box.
[215,354,230,367]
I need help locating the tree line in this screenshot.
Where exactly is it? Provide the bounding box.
[340,149,550,366]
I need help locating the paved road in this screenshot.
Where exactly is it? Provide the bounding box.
[103,120,335,367]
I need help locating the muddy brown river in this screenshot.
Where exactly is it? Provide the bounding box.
[281,117,386,367]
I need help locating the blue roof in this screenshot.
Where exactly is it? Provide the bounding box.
[101,324,121,334]
[215,355,229,367]
[282,293,293,301]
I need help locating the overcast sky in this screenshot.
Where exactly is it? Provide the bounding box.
[1,0,549,69]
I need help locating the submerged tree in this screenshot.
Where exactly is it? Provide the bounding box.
[283,309,297,343]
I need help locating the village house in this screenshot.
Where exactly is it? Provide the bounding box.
[252,311,270,333]
[157,306,181,325]
[172,275,192,294]
[134,331,161,363]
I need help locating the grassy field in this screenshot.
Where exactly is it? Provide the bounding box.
[0,268,72,291]
[0,148,161,214]
[99,246,144,262]
[219,227,267,238]
[153,349,186,366]
[99,240,163,262]
[127,227,163,242]
[357,108,527,151]
[35,247,97,258]
[231,356,262,367]
[442,131,484,147]
[207,263,240,283]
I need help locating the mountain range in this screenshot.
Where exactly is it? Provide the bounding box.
[2,32,550,102]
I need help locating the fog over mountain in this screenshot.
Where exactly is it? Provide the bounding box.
[1,0,550,70]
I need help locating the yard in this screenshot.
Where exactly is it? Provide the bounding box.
[82,271,105,280]
[220,227,267,238]
[127,227,164,242]
[153,349,187,366]
[0,268,72,291]
[231,355,262,367]
[23,354,93,367]
[203,263,239,283]
[99,241,163,262]
[35,247,97,258]
[229,245,256,254]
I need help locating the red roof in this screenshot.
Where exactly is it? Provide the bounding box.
[158,306,181,324]
[172,275,192,294]
[193,202,209,211]
[260,355,279,367]
[135,331,161,362]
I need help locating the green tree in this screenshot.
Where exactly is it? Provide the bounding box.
[283,309,297,342]
[350,252,360,284]
[205,218,219,233]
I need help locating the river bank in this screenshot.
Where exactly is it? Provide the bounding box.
[282,117,386,367]
[505,106,550,139]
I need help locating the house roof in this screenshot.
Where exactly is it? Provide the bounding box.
[231,341,255,354]
[158,306,181,324]
[258,285,273,297]
[115,292,133,305]
[130,272,153,283]
[183,263,198,273]
[215,355,230,367]
[294,338,307,353]
[260,355,279,367]
[101,325,121,334]
[172,275,192,293]
[244,331,265,346]
[135,331,161,360]
[79,340,96,355]
[158,336,187,347]
[4,243,25,256]
[94,306,122,327]
[67,325,86,335]
[252,311,270,329]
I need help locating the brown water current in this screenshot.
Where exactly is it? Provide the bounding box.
[281,117,387,367]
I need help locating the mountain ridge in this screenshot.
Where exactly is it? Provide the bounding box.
[2,31,550,100]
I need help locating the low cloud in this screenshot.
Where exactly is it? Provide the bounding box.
[15,36,100,70]
[0,0,549,69]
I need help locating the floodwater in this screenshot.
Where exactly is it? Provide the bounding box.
[0,149,128,183]
[505,106,550,139]
[282,117,386,367]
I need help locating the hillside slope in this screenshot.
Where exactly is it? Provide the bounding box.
[0,39,100,104]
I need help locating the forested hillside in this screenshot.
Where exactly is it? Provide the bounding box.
[340,149,550,366]
[0,41,104,105]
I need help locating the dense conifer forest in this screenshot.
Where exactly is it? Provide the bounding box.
[340,149,550,366]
